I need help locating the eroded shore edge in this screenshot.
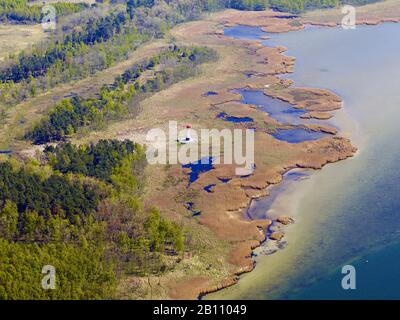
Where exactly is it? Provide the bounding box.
[184,10,398,300]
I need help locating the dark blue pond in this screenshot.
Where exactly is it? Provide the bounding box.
[204,184,216,193]
[273,14,298,19]
[182,157,214,184]
[204,91,218,96]
[217,112,254,123]
[272,128,327,143]
[186,202,201,217]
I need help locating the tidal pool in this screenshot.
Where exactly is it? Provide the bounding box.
[271,128,328,143]
[217,111,254,123]
[224,25,267,41]
[235,89,307,125]
[208,23,400,300]
[182,157,214,184]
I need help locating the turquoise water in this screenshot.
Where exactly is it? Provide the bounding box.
[208,23,400,300]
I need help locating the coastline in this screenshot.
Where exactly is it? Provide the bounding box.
[167,10,358,300]
[12,7,398,299]
[109,10,357,299]
[191,9,400,300]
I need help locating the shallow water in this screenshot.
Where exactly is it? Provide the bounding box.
[208,23,400,300]
[247,170,309,220]
[272,128,328,143]
[235,89,307,125]
[217,111,254,123]
[203,91,219,96]
[224,25,266,41]
[233,88,327,142]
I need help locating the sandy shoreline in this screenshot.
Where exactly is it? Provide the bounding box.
[11,6,397,299]
[165,10,359,299]
[190,7,400,300]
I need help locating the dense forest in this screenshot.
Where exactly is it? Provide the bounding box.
[0,0,383,106]
[0,1,212,106]
[124,0,384,14]
[26,45,217,144]
[0,6,147,105]
[0,140,184,299]
[0,10,133,83]
[266,0,382,13]
[0,0,89,23]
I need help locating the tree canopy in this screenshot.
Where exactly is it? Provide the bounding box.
[0,0,89,23]
[0,139,185,299]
